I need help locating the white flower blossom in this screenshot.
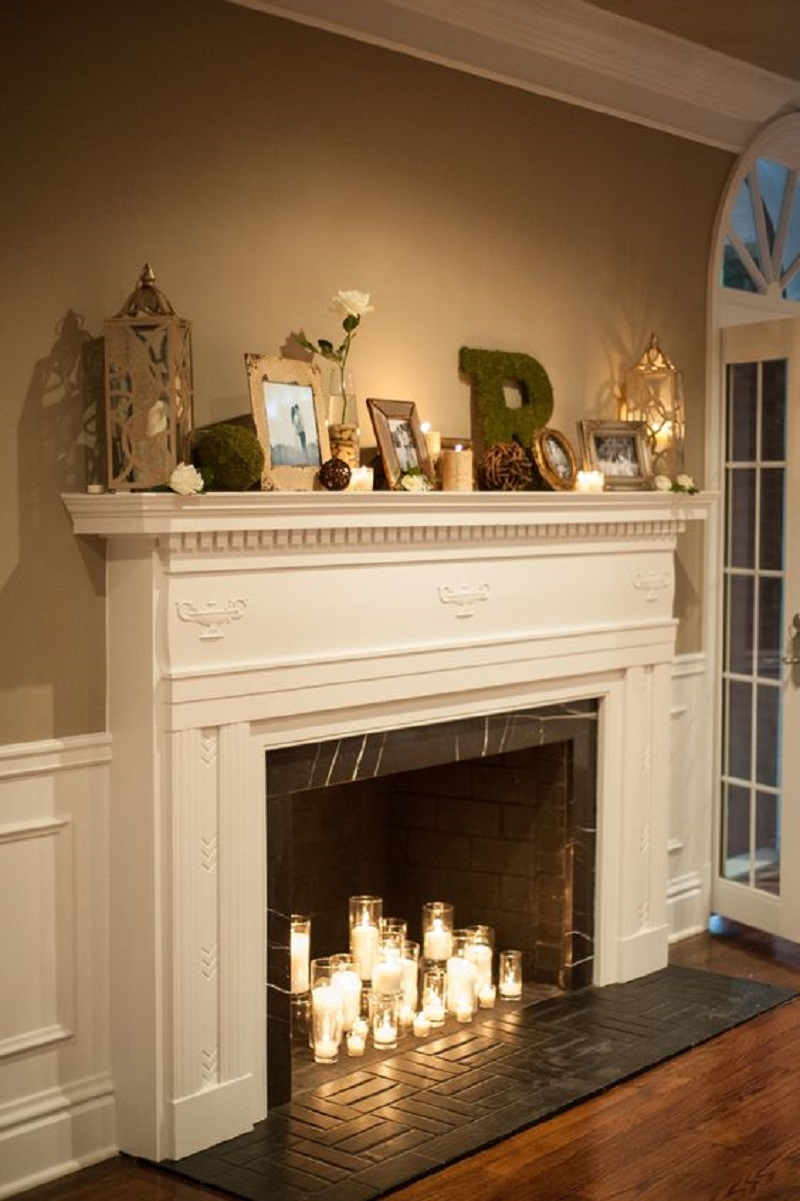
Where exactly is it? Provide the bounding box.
[675,474,697,491]
[654,474,672,491]
[330,289,374,320]
[399,472,434,492]
[169,462,204,495]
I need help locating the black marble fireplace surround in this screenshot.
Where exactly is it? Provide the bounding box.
[265,702,598,1109]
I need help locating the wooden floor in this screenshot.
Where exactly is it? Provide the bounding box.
[15,919,800,1201]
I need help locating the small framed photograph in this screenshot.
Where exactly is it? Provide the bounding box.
[578,419,653,490]
[245,354,330,490]
[532,427,578,490]
[366,398,434,489]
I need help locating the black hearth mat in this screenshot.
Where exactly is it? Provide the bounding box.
[160,966,797,1201]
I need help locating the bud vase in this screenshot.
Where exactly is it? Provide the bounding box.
[328,371,360,469]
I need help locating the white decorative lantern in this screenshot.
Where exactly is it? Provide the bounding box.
[104,263,194,489]
[622,333,685,478]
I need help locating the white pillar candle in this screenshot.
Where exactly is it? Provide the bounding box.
[350,921,380,982]
[311,983,343,1062]
[421,423,441,461]
[372,957,403,995]
[290,930,310,995]
[400,956,419,1011]
[464,942,492,991]
[423,920,453,962]
[446,955,478,1016]
[330,968,362,1031]
[440,446,473,492]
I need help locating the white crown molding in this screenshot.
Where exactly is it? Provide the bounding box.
[225,0,800,150]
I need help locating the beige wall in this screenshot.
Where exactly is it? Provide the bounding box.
[0,0,732,743]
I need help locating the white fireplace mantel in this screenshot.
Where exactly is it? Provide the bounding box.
[63,490,711,1163]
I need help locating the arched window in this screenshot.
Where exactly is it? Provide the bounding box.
[723,158,800,300]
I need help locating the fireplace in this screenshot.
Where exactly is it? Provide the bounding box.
[64,488,707,1162]
[266,701,597,1106]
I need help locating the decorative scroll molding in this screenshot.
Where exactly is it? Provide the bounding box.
[176,598,247,639]
[438,582,491,618]
[632,570,672,603]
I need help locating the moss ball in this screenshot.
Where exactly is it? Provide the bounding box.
[194,423,265,491]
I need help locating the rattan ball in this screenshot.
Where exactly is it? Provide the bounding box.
[318,457,352,491]
[480,441,534,491]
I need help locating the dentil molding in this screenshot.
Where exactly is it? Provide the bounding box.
[225,0,800,150]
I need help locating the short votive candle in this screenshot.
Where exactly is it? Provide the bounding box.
[575,469,605,493]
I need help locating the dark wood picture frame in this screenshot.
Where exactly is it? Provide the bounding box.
[366,398,434,490]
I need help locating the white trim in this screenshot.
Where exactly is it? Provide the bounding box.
[225,0,800,150]
[0,733,111,779]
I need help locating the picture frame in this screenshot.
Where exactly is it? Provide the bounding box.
[366,398,434,489]
[578,419,653,490]
[531,427,578,490]
[245,354,330,490]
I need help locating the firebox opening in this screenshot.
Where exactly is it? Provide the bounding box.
[266,702,597,1107]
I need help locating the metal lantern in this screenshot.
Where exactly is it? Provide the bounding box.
[104,263,194,489]
[622,333,685,478]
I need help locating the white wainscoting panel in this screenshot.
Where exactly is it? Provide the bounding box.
[668,654,713,941]
[0,734,116,1199]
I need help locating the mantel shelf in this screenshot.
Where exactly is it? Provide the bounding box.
[62,490,715,540]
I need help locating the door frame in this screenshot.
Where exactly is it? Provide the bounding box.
[707,113,800,934]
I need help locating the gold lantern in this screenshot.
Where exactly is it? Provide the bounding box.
[104,263,194,489]
[622,333,685,478]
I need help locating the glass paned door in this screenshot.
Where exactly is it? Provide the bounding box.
[715,321,800,939]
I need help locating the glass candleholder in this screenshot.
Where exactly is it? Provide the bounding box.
[400,940,420,1013]
[421,966,447,1027]
[380,917,408,943]
[310,957,344,1063]
[422,901,454,963]
[290,914,311,996]
[446,930,478,1019]
[349,895,382,982]
[372,993,400,1051]
[498,949,523,999]
[372,941,404,996]
[464,924,494,993]
[329,953,362,1033]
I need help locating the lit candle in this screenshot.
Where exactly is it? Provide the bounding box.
[330,967,362,1031]
[464,942,492,991]
[412,1012,431,1038]
[290,928,310,995]
[373,1014,398,1048]
[421,421,441,462]
[455,1000,474,1023]
[346,466,374,492]
[575,469,605,494]
[478,984,497,1008]
[423,995,445,1026]
[446,955,477,1016]
[372,956,403,995]
[423,919,453,962]
[498,950,523,999]
[311,983,343,1063]
[440,445,473,492]
[346,1031,365,1056]
[398,1003,415,1031]
[400,955,419,1011]
[351,920,380,982]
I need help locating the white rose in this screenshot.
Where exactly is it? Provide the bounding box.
[169,462,204,495]
[676,474,696,491]
[654,475,672,492]
[330,289,374,320]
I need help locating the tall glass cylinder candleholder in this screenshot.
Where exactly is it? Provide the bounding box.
[498,949,523,999]
[422,901,454,964]
[372,993,400,1051]
[372,940,404,996]
[421,967,446,1027]
[464,925,494,991]
[349,895,382,982]
[380,917,408,943]
[290,915,311,996]
[329,953,362,1033]
[400,940,420,1014]
[310,957,344,1064]
[446,930,479,1020]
